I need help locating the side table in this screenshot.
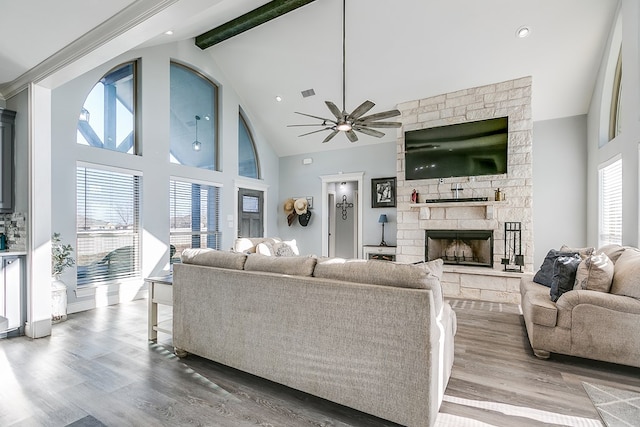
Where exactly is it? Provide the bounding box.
[362,245,397,261]
[146,274,173,342]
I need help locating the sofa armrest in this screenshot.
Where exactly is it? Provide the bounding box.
[555,290,640,328]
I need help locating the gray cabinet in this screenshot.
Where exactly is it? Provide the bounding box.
[0,108,15,213]
[0,255,25,337]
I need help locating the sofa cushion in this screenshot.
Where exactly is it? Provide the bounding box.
[244,253,317,276]
[315,258,444,315]
[533,249,579,287]
[181,248,247,270]
[560,245,595,260]
[314,258,443,289]
[550,254,582,302]
[610,248,640,299]
[573,253,614,293]
[597,244,625,263]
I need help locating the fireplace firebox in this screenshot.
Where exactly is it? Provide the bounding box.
[425,230,493,268]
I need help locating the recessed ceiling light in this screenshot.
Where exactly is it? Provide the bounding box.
[275,95,283,102]
[516,26,531,38]
[164,30,174,36]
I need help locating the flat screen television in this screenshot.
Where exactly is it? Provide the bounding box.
[404,116,508,180]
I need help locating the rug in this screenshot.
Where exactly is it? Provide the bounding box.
[65,415,107,427]
[582,382,640,427]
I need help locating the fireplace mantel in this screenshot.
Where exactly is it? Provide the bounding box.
[411,200,506,221]
[409,200,506,208]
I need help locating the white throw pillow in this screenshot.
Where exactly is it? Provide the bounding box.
[256,242,274,256]
[573,252,614,293]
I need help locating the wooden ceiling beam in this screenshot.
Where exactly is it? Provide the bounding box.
[195,0,316,50]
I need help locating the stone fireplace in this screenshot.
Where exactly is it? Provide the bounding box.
[394,77,533,303]
[425,229,493,268]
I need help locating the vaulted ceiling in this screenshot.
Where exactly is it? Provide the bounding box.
[0,0,618,156]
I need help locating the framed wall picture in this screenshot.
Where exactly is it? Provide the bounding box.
[371,177,396,208]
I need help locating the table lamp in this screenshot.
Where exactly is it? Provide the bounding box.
[378,214,388,246]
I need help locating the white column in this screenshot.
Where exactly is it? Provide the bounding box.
[25,83,52,338]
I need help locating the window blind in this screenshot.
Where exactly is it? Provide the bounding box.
[599,158,622,246]
[76,166,141,286]
[169,180,221,261]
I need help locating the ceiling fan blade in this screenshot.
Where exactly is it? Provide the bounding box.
[358,109,401,122]
[294,111,337,123]
[353,126,385,138]
[322,130,340,143]
[355,121,402,128]
[349,100,375,120]
[345,129,359,142]
[297,128,333,137]
[325,101,343,120]
[287,124,329,127]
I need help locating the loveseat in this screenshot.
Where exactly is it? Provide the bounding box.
[520,244,640,367]
[173,249,456,427]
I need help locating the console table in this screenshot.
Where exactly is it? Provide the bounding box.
[146,275,172,342]
[363,245,397,261]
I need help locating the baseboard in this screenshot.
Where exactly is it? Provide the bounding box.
[25,318,52,338]
[68,288,148,314]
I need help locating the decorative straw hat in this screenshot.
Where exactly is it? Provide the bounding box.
[283,198,295,215]
[294,198,308,215]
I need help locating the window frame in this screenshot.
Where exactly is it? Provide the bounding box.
[608,46,622,141]
[76,163,143,287]
[77,61,139,155]
[598,155,623,248]
[238,111,261,179]
[169,177,222,261]
[169,61,220,171]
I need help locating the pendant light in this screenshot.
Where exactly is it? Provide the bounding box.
[192,115,202,151]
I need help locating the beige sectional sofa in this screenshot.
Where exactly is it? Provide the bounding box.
[173,249,456,427]
[520,244,640,367]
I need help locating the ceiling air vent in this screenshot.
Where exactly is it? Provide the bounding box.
[301,89,315,98]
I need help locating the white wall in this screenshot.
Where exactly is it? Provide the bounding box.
[51,40,280,311]
[278,141,397,256]
[532,115,588,265]
[587,0,640,247]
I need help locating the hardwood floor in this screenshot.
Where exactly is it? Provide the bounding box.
[1,298,639,427]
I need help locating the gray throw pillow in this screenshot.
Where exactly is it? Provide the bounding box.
[550,254,581,302]
[533,249,579,287]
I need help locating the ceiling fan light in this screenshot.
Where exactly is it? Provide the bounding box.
[336,122,352,131]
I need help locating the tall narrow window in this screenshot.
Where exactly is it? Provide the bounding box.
[598,156,622,247]
[170,63,218,170]
[77,62,137,154]
[239,113,260,178]
[76,166,141,286]
[169,180,221,260]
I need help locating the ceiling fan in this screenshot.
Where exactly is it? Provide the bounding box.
[288,0,402,143]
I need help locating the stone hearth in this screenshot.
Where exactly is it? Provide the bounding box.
[395,77,533,304]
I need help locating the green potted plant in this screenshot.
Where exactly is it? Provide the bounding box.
[51,232,75,322]
[51,232,75,278]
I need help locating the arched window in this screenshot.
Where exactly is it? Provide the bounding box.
[170,63,218,170]
[609,47,622,141]
[77,62,137,154]
[238,112,260,178]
